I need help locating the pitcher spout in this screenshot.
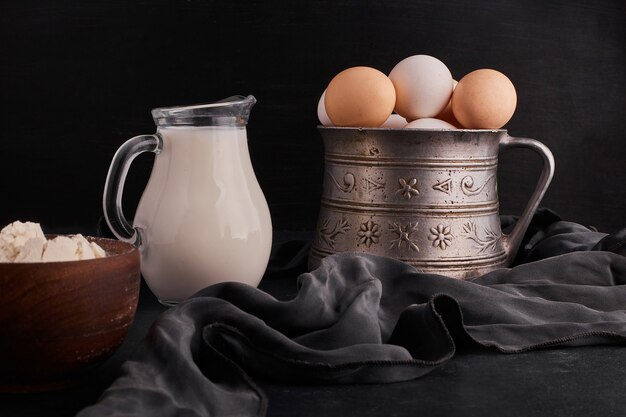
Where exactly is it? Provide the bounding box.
[151,94,256,127]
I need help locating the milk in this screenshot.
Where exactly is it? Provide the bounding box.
[133,126,272,303]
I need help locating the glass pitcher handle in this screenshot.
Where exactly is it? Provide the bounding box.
[102,134,163,246]
[499,134,555,263]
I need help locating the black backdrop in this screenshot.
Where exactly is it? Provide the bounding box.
[1,0,624,233]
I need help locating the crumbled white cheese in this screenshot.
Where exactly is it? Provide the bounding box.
[0,221,107,263]
[90,241,107,259]
[0,221,47,263]
[14,236,46,263]
[73,234,96,260]
[42,235,79,262]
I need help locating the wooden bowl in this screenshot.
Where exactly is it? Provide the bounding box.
[0,236,140,392]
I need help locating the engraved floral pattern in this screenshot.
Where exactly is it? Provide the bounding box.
[389,221,420,252]
[396,177,419,199]
[461,221,501,253]
[318,216,350,249]
[428,224,453,250]
[358,220,380,247]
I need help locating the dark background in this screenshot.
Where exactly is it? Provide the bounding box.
[0,0,624,234]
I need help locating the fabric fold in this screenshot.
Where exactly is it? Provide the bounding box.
[78,214,626,417]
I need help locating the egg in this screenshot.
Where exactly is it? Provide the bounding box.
[435,80,459,126]
[388,55,454,121]
[325,66,395,127]
[452,69,517,129]
[405,118,457,130]
[380,113,408,128]
[317,90,333,126]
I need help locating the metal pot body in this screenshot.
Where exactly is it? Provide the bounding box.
[309,127,554,279]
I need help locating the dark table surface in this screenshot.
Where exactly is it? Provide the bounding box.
[2,268,626,417]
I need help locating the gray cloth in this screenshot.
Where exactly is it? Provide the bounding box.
[78,212,626,417]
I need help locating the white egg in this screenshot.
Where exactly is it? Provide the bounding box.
[379,113,407,128]
[317,90,334,126]
[404,118,457,130]
[389,55,454,121]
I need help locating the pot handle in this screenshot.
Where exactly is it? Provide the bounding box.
[499,134,555,263]
[102,134,163,247]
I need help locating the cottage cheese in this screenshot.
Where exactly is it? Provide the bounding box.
[0,221,106,263]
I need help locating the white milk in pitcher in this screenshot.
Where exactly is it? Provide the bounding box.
[133,126,273,303]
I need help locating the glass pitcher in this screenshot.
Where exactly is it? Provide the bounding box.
[103,95,272,305]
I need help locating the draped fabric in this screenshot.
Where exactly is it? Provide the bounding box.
[78,210,626,417]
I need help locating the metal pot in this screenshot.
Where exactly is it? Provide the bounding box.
[309,127,555,279]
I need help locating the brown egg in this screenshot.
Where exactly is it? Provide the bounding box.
[325,66,396,127]
[452,69,517,129]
